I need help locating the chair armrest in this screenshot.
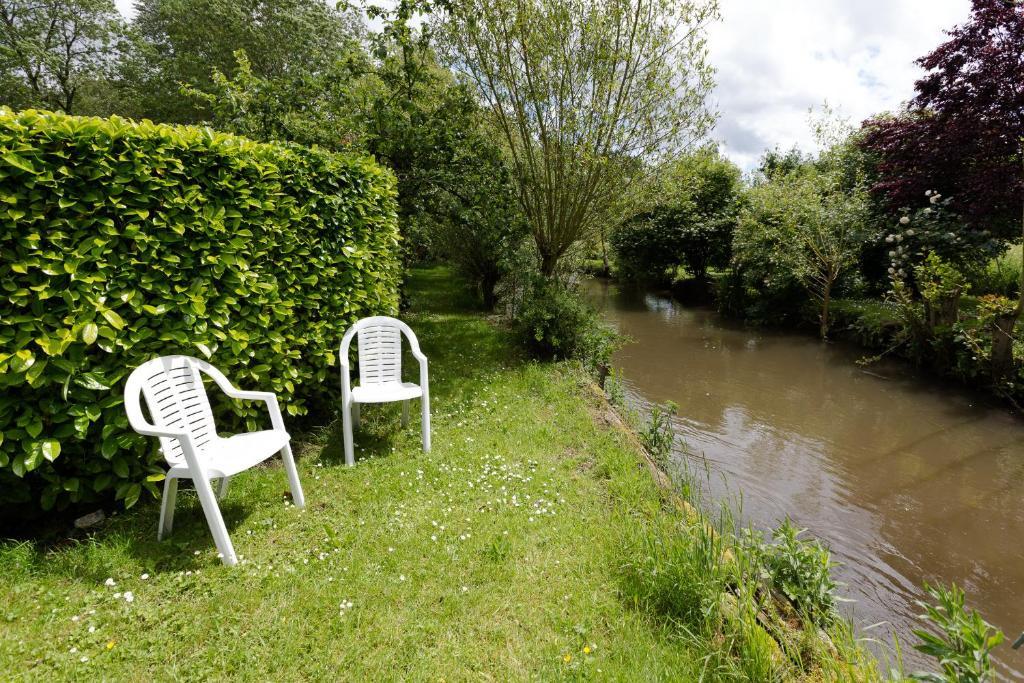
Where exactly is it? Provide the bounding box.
[130,422,193,441]
[406,330,428,365]
[195,360,286,431]
[401,327,429,389]
[339,343,353,403]
[414,350,428,390]
[223,388,277,402]
[236,390,285,431]
[126,417,204,472]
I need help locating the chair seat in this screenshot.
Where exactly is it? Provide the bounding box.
[351,381,423,404]
[167,430,290,479]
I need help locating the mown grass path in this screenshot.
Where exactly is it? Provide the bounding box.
[1,267,706,681]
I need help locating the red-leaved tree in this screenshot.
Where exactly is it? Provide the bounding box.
[860,0,1024,378]
[861,0,1023,237]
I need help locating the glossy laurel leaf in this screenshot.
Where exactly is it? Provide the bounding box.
[0,109,400,512]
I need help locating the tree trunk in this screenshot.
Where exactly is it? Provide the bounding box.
[924,289,961,329]
[599,228,611,277]
[819,280,832,340]
[934,293,961,331]
[481,273,499,310]
[991,312,1017,383]
[540,251,559,278]
[924,290,961,369]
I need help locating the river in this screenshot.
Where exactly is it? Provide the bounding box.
[585,278,1024,677]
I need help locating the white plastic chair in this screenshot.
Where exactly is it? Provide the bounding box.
[124,355,305,566]
[340,316,430,466]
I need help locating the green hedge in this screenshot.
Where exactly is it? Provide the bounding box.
[0,109,400,514]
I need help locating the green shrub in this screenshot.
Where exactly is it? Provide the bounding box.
[610,209,685,284]
[512,277,620,375]
[745,518,838,627]
[910,582,1003,683]
[0,109,400,514]
[640,401,677,467]
[884,196,1003,281]
[603,367,626,406]
[730,167,869,336]
[612,149,741,285]
[915,253,968,305]
[970,244,1022,298]
[828,298,901,348]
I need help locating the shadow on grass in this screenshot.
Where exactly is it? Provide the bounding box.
[2,266,527,577]
[0,494,262,583]
[316,406,404,465]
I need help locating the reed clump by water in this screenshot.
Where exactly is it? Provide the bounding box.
[599,373,883,680]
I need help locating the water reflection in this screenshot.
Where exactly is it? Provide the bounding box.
[586,279,1024,677]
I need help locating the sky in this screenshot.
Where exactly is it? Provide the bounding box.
[707,0,972,171]
[114,0,973,171]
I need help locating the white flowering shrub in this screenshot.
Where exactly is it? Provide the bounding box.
[883,192,1001,283]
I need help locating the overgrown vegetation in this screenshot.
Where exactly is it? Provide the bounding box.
[0,0,1019,677]
[610,148,741,287]
[511,276,621,380]
[910,583,1003,683]
[638,400,677,467]
[0,267,876,680]
[0,109,400,514]
[745,519,838,627]
[732,145,870,339]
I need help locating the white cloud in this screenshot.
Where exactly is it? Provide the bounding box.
[115,0,970,174]
[707,0,972,171]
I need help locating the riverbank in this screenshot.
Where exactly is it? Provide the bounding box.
[640,268,1024,412]
[1,267,877,680]
[586,276,1024,678]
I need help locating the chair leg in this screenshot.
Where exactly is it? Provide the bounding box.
[157,476,178,541]
[217,476,231,500]
[352,401,360,429]
[193,473,237,566]
[343,399,356,467]
[421,392,431,452]
[281,442,305,509]
[402,400,409,427]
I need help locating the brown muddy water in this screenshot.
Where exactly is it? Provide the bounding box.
[585,279,1024,677]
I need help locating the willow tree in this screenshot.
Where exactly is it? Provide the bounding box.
[439,0,718,276]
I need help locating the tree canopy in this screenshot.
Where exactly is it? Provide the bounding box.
[129,0,364,123]
[439,0,718,275]
[860,0,1024,238]
[610,148,740,284]
[0,0,127,113]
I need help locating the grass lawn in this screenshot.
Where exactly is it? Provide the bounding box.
[2,266,881,681]
[1,266,718,681]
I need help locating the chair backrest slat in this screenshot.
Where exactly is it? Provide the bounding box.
[135,356,217,463]
[357,321,403,386]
